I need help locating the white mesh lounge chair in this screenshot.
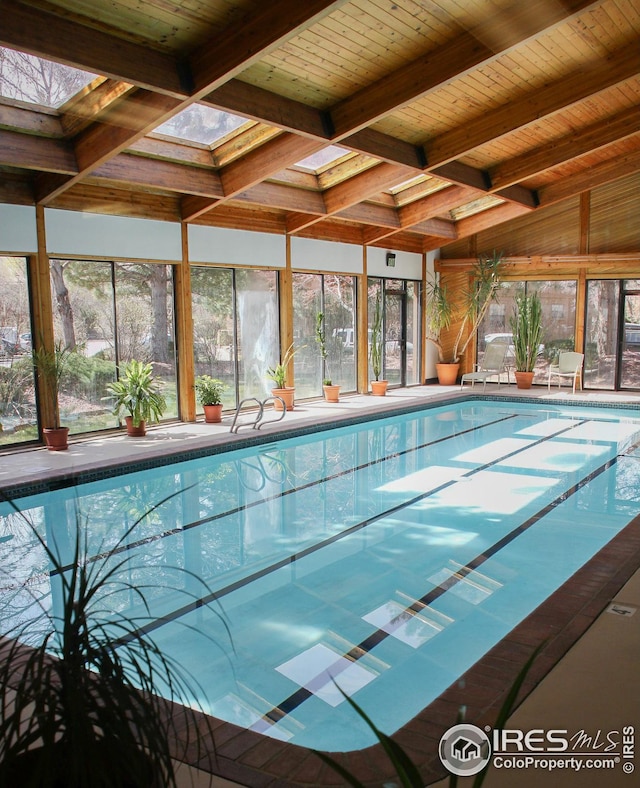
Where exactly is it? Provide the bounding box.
[547,351,584,394]
[460,341,509,391]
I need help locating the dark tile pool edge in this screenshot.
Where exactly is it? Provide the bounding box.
[4,392,640,501]
[161,514,640,788]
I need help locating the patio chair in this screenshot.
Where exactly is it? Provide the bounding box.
[460,341,509,391]
[547,351,584,394]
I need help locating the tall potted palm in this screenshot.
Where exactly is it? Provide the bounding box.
[32,340,72,451]
[510,291,543,389]
[107,360,166,436]
[370,294,388,395]
[426,252,503,384]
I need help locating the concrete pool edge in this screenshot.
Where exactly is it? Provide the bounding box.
[3,387,640,501]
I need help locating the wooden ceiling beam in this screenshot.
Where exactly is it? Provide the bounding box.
[92,154,223,198]
[59,79,135,137]
[203,81,329,139]
[234,182,326,214]
[538,147,640,206]
[190,0,349,94]
[426,41,640,168]
[328,0,601,137]
[0,129,76,173]
[451,202,533,239]
[398,185,478,227]
[0,2,186,97]
[490,107,640,190]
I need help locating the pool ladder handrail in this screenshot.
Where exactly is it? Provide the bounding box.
[229,396,287,433]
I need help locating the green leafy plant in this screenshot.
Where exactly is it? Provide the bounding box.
[314,643,543,788]
[194,375,226,406]
[32,341,73,429]
[426,252,503,364]
[106,360,166,427]
[266,343,299,389]
[510,291,543,372]
[370,294,384,381]
[0,492,230,788]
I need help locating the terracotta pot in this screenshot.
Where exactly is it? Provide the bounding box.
[370,379,389,396]
[436,362,460,385]
[515,370,535,389]
[323,384,341,402]
[203,403,223,423]
[43,426,69,451]
[125,416,146,437]
[272,387,295,411]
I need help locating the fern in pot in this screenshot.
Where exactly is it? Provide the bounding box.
[510,291,543,389]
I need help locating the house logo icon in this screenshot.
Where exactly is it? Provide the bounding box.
[452,735,481,761]
[439,723,492,776]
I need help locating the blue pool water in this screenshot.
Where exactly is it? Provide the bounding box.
[2,399,640,751]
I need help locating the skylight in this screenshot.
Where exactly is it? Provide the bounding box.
[0,47,96,108]
[295,146,349,171]
[152,105,248,146]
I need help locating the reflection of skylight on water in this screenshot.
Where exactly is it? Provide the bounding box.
[0,47,97,108]
[152,104,247,145]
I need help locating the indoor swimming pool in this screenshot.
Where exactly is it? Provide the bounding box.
[2,398,640,752]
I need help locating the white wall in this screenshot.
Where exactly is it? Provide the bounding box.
[366,247,422,279]
[0,205,37,253]
[44,209,182,261]
[189,225,285,267]
[291,236,363,274]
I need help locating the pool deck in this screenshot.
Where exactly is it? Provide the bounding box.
[1,383,639,787]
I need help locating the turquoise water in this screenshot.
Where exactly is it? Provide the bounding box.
[2,399,640,751]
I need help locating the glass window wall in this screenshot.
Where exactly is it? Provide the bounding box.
[477,280,577,384]
[0,256,37,446]
[192,266,279,409]
[50,259,177,434]
[292,273,356,399]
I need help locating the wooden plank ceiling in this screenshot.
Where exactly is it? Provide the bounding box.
[1,0,639,253]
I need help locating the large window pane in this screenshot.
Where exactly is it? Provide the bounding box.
[0,256,37,446]
[292,273,356,398]
[50,260,176,434]
[114,263,177,420]
[191,267,235,410]
[324,275,356,392]
[478,280,577,384]
[236,269,279,402]
[51,259,117,434]
[620,281,640,389]
[584,280,619,389]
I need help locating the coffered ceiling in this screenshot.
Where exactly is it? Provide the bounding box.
[1,0,639,253]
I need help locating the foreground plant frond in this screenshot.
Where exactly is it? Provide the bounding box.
[0,490,232,788]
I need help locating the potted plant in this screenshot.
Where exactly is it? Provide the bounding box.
[194,375,226,423]
[426,251,503,385]
[106,360,166,436]
[266,344,298,411]
[0,496,223,788]
[316,312,340,402]
[370,294,388,395]
[510,290,543,389]
[32,340,72,451]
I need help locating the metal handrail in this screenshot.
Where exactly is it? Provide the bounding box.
[229,396,287,433]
